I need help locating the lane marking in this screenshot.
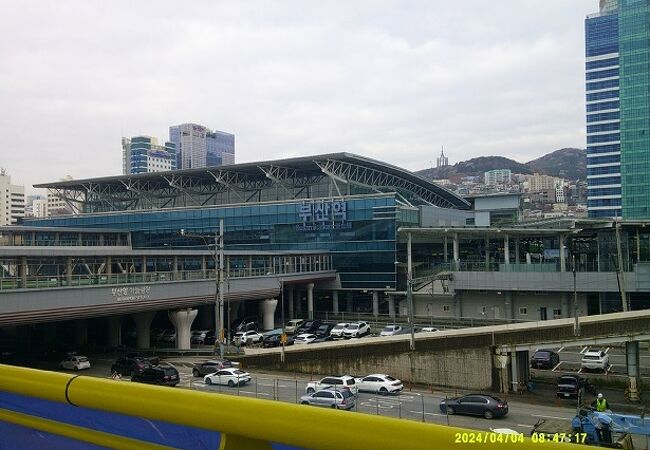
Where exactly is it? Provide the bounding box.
[552,362,562,372]
[239,391,270,396]
[517,424,534,428]
[605,347,610,354]
[580,346,588,354]
[409,411,444,416]
[557,346,565,353]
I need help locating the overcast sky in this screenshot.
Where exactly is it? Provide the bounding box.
[0,1,596,193]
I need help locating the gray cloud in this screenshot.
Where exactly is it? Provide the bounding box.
[0,0,595,192]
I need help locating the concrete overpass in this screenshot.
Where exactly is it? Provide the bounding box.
[238,309,650,398]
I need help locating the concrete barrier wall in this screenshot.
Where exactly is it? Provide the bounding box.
[240,339,494,390]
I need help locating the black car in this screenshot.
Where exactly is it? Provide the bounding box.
[125,351,160,366]
[192,359,235,377]
[314,323,335,337]
[111,356,151,376]
[530,350,560,369]
[202,330,217,345]
[296,320,322,334]
[556,375,596,399]
[262,334,295,347]
[439,394,508,419]
[131,365,179,387]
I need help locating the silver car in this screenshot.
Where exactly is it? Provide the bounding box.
[300,388,356,410]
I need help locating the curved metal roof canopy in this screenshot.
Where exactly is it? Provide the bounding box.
[35,152,471,212]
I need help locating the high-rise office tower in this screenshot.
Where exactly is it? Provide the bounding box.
[169,123,235,170]
[586,0,650,219]
[0,169,25,225]
[122,136,177,175]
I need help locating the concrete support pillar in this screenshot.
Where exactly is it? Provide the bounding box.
[66,257,73,286]
[504,292,513,320]
[485,237,490,266]
[201,256,207,277]
[54,232,60,246]
[510,352,519,393]
[560,234,566,272]
[259,299,278,331]
[173,256,179,280]
[99,234,104,246]
[504,235,510,265]
[20,257,27,288]
[133,311,156,349]
[77,233,82,245]
[74,320,87,346]
[453,234,460,269]
[626,341,640,401]
[372,291,379,317]
[169,308,198,350]
[515,238,520,264]
[306,283,315,320]
[526,252,532,265]
[388,296,396,318]
[107,316,122,348]
[332,291,339,315]
[142,256,147,274]
[561,293,570,318]
[106,256,112,276]
[346,292,353,312]
[443,236,448,263]
[454,293,462,318]
[287,288,295,318]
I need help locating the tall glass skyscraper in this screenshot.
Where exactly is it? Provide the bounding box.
[586,0,650,219]
[122,136,177,175]
[169,123,235,170]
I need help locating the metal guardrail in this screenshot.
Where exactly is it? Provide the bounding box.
[0,265,332,291]
[0,364,570,450]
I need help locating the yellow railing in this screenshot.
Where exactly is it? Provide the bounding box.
[0,364,575,450]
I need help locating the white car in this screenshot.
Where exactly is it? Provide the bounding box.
[355,374,403,394]
[294,333,317,344]
[233,331,263,346]
[59,355,91,371]
[420,327,439,332]
[204,368,252,387]
[306,375,358,395]
[329,323,350,338]
[285,319,305,334]
[581,350,609,371]
[343,321,370,338]
[379,325,402,336]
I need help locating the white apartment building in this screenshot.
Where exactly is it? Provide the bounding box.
[0,170,25,225]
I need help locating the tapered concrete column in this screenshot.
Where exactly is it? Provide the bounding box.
[20,257,27,288]
[74,320,87,346]
[388,296,395,318]
[453,234,460,269]
[259,299,278,331]
[306,283,315,320]
[201,256,207,277]
[106,256,112,276]
[332,291,339,314]
[142,256,147,274]
[169,309,198,350]
[504,292,513,320]
[66,257,72,286]
[560,234,566,272]
[443,236,448,262]
[287,287,295,318]
[99,234,104,246]
[372,291,379,317]
[346,292,353,312]
[107,316,122,348]
[173,256,179,280]
[504,235,510,265]
[133,311,156,349]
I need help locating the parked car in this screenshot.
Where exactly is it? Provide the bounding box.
[111,356,151,376]
[294,333,318,344]
[191,330,210,345]
[202,330,217,345]
[530,350,560,369]
[314,323,335,337]
[556,375,596,399]
[124,352,160,366]
[355,374,403,394]
[581,350,609,372]
[296,320,322,335]
[59,355,91,371]
[306,375,358,395]
[131,365,179,387]
[204,368,251,387]
[329,323,350,338]
[379,325,402,336]
[300,388,356,410]
[263,333,295,347]
[420,327,439,332]
[160,330,176,343]
[439,394,508,419]
[285,319,305,335]
[233,331,264,346]
[343,322,370,338]
[312,335,333,343]
[192,359,237,377]
[234,316,259,332]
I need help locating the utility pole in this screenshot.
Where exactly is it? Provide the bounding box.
[572,255,580,336]
[407,232,415,351]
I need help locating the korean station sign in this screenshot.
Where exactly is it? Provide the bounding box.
[296,200,352,231]
[111,285,151,302]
